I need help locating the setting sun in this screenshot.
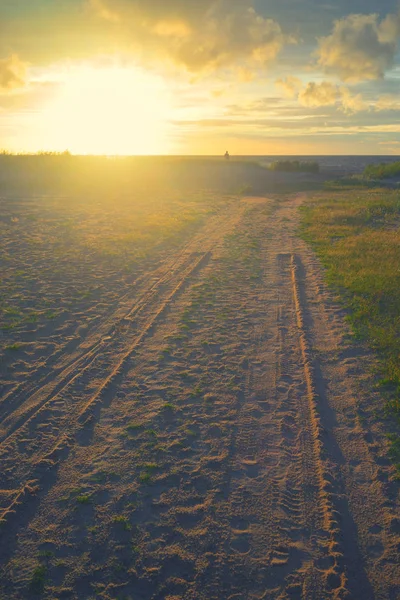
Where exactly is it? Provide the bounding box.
[42,66,172,155]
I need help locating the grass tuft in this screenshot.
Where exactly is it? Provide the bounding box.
[29,565,46,594]
[126,422,142,432]
[76,494,92,505]
[5,343,22,351]
[112,515,132,530]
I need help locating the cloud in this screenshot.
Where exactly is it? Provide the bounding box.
[340,87,368,113]
[374,94,400,111]
[298,81,367,113]
[317,12,400,82]
[275,76,302,98]
[90,0,294,73]
[0,55,27,91]
[298,81,339,107]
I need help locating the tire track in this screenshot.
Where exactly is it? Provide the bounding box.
[203,219,299,598]
[291,253,374,598]
[0,252,209,521]
[292,241,399,599]
[196,204,280,599]
[3,199,235,412]
[2,194,392,598]
[0,250,204,444]
[0,202,243,445]
[0,203,246,527]
[270,254,314,596]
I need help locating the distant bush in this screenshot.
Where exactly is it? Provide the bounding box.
[268,160,319,174]
[364,161,400,180]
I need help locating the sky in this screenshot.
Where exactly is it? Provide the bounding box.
[1,0,400,155]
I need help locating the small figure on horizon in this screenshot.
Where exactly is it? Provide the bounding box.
[224,150,230,160]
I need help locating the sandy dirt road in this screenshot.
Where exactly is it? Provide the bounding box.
[0,195,399,599]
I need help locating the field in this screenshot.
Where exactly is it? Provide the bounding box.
[0,158,399,599]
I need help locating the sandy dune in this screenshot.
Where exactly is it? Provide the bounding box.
[0,194,399,599]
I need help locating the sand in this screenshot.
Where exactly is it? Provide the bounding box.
[0,191,399,599]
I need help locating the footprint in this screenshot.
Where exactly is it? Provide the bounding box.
[277,385,290,394]
[250,409,263,419]
[176,512,203,529]
[369,524,383,535]
[389,518,400,534]
[281,420,296,441]
[231,517,250,532]
[230,534,250,554]
[243,460,260,479]
[326,571,342,590]
[367,543,385,559]
[316,555,336,570]
[265,454,280,467]
[257,401,271,412]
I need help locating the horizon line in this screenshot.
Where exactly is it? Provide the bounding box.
[1,152,400,158]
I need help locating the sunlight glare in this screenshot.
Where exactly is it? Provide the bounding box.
[43,66,172,155]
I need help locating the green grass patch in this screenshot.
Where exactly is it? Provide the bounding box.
[45,310,58,319]
[301,188,400,464]
[112,515,132,530]
[190,385,203,398]
[145,429,157,438]
[29,565,46,594]
[5,343,22,351]
[143,462,159,472]
[126,422,142,432]
[76,494,92,505]
[38,550,54,559]
[3,307,20,316]
[26,312,39,323]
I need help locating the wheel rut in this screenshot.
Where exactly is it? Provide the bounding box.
[1,195,399,599]
[0,203,246,523]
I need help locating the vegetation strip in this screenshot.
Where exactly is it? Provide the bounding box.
[364,160,400,181]
[301,188,400,472]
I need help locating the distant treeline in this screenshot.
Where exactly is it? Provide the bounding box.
[268,160,320,174]
[364,161,400,180]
